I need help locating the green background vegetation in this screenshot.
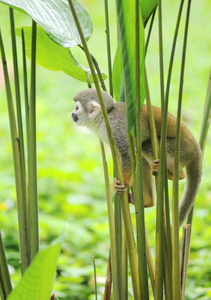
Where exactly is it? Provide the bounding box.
[0,0,211,299]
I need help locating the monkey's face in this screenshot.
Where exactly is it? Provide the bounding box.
[71,100,101,127]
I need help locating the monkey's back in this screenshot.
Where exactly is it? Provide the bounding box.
[108,102,129,155]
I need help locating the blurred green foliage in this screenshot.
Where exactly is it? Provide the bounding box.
[0,0,211,299]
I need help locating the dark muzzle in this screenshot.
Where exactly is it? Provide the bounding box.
[71,113,78,122]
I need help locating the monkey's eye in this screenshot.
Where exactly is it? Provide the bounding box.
[75,105,79,111]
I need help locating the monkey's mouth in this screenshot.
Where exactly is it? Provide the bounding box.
[71,113,78,122]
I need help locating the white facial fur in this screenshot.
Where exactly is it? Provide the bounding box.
[87,100,101,120]
[71,100,101,127]
[71,101,85,125]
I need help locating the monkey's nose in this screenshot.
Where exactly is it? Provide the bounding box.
[71,112,78,122]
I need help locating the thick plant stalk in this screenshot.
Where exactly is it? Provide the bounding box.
[145,230,155,297]
[87,50,123,299]
[187,68,211,229]
[163,0,185,297]
[117,203,128,300]
[100,142,120,300]
[67,1,142,298]
[155,0,165,298]
[134,0,149,298]
[145,70,159,168]
[172,1,192,299]
[21,29,29,142]
[0,30,29,272]
[28,20,39,260]
[153,0,185,297]
[180,225,191,299]
[114,197,124,299]
[104,255,112,300]
[104,0,113,96]
[89,55,124,298]
[9,9,27,220]
[199,68,211,155]
[144,70,160,297]
[0,232,12,299]
[183,69,211,296]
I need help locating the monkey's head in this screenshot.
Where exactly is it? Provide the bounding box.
[71,88,114,127]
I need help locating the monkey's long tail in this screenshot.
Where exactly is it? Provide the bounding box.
[179,148,202,227]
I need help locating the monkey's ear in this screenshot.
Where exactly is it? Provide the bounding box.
[88,100,101,118]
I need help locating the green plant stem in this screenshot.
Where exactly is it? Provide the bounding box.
[145,69,159,163]
[78,45,107,91]
[104,0,113,96]
[88,48,123,299]
[185,69,211,294]
[0,30,29,272]
[145,8,157,55]
[134,1,149,299]
[165,0,184,112]
[155,1,165,298]
[145,230,155,297]
[90,53,107,91]
[86,72,92,88]
[163,1,185,296]
[28,20,39,261]
[163,183,173,300]
[199,68,211,154]
[9,7,29,262]
[172,1,192,299]
[0,232,12,298]
[100,141,120,300]
[157,0,165,112]
[21,28,29,142]
[163,227,172,300]
[187,69,211,229]
[67,1,141,298]
[120,211,128,300]
[145,69,162,298]
[180,225,191,299]
[114,197,123,299]
[9,9,27,213]
[86,47,122,299]
[104,254,112,300]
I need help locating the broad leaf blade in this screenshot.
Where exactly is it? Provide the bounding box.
[0,0,93,47]
[140,0,157,20]
[7,243,61,300]
[116,0,145,133]
[16,26,106,83]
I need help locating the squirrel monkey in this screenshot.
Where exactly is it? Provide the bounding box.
[71,88,202,227]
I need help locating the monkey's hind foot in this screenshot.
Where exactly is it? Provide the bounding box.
[151,159,159,176]
[113,178,126,195]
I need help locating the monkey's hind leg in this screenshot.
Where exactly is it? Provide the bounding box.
[142,138,186,180]
[113,153,132,195]
[165,138,186,180]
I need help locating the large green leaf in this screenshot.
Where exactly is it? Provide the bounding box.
[7,243,61,300]
[115,0,145,133]
[16,26,106,83]
[113,0,156,104]
[0,0,93,47]
[140,0,157,20]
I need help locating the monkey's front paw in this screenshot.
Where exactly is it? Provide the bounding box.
[151,159,159,176]
[113,178,126,195]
